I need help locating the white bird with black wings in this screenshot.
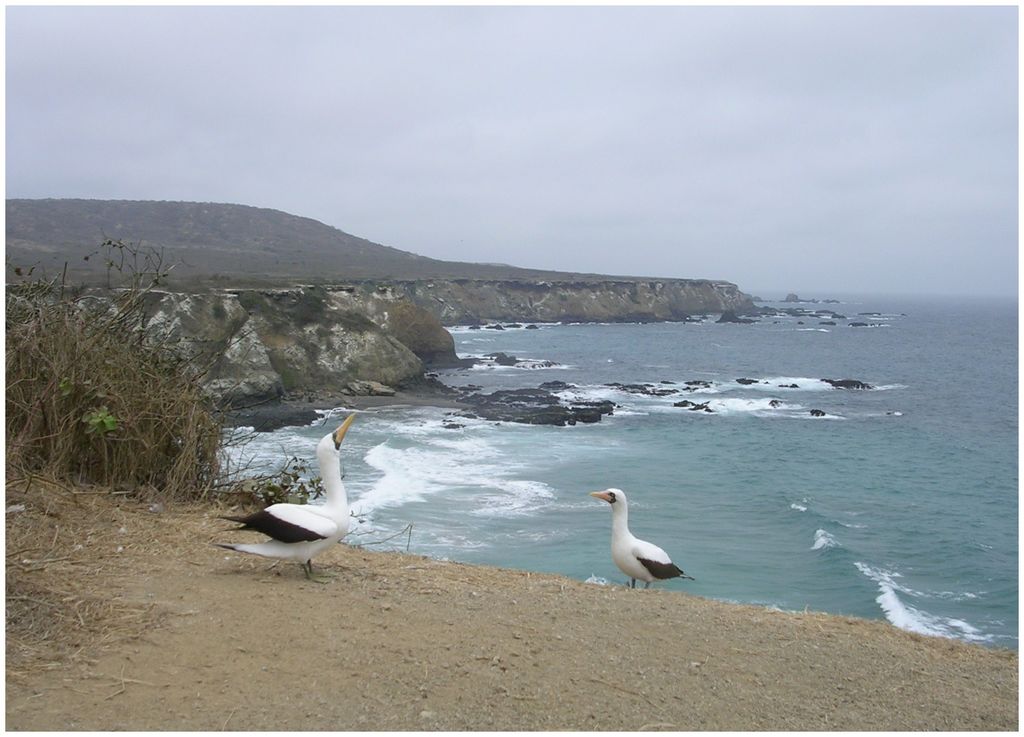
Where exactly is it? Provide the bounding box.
[590,488,694,589]
[217,413,356,582]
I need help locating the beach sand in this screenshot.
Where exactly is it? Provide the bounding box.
[5,478,1018,731]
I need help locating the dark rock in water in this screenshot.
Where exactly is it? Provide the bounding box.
[468,325,481,330]
[809,409,827,417]
[769,399,782,408]
[605,382,678,397]
[525,324,539,330]
[784,293,801,302]
[442,422,465,430]
[484,323,505,330]
[486,352,519,366]
[717,311,757,324]
[539,380,574,391]
[682,380,713,392]
[736,378,762,385]
[797,321,805,325]
[674,399,714,413]
[778,383,799,389]
[568,401,616,423]
[849,322,869,328]
[484,388,560,405]
[505,323,523,328]
[482,352,559,369]
[823,378,873,390]
[458,385,614,426]
[819,321,837,326]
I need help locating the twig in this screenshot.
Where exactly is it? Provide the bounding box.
[223,708,236,730]
[9,594,59,609]
[93,668,158,688]
[103,664,127,700]
[17,555,72,567]
[588,676,665,712]
[349,523,414,549]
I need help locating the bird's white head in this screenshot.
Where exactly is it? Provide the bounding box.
[589,488,628,507]
[316,413,356,460]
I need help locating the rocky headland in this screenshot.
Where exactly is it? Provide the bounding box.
[8,199,759,422]
[138,280,752,415]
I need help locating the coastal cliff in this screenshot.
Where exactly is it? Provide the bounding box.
[8,199,755,404]
[142,287,450,406]
[142,279,752,406]
[377,277,752,325]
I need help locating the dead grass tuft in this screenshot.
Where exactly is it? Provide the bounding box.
[6,240,222,501]
[5,475,163,676]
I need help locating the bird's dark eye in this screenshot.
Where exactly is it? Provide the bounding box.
[608,492,617,503]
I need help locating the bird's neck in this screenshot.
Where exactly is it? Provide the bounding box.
[611,505,630,537]
[321,461,348,511]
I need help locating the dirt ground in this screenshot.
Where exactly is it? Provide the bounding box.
[5,478,1018,731]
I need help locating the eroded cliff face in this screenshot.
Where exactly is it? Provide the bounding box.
[142,287,445,406]
[140,278,752,406]
[370,278,753,325]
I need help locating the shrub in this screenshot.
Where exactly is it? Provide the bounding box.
[6,240,223,501]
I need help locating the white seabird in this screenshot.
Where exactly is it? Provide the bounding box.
[590,488,694,589]
[217,413,356,582]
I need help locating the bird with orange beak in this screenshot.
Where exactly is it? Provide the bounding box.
[217,414,356,583]
[590,488,694,589]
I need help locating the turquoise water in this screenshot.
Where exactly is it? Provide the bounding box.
[228,295,1018,648]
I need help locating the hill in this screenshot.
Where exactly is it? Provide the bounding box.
[6,198,689,288]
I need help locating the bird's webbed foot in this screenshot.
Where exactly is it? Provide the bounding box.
[302,561,337,584]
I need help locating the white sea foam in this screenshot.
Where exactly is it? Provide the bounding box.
[796,328,831,332]
[812,529,839,550]
[466,355,569,371]
[790,502,807,512]
[854,563,993,643]
[425,534,488,550]
[468,479,556,518]
[553,385,627,403]
[353,420,556,523]
[585,574,611,586]
[706,397,802,416]
[760,377,835,392]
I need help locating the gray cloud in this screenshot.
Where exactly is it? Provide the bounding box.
[6,5,1017,297]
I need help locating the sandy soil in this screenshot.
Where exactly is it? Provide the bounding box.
[6,481,1018,731]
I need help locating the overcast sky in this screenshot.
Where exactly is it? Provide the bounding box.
[5,5,1018,297]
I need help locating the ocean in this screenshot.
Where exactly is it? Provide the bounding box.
[226,294,1018,648]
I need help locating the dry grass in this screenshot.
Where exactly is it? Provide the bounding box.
[5,475,164,679]
[6,243,222,501]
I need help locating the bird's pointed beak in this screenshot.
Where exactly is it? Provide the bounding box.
[333,413,356,449]
[590,490,612,503]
